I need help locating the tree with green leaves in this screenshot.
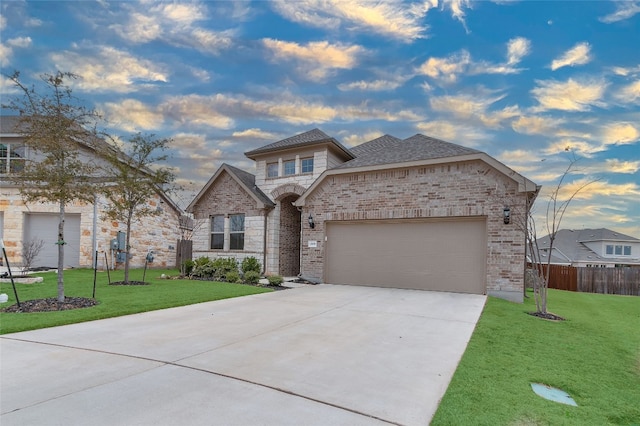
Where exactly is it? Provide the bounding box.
[100,133,176,283]
[3,71,103,302]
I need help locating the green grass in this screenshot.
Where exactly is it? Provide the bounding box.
[0,268,271,334]
[432,289,640,426]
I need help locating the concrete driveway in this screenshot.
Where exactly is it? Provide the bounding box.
[1,284,486,426]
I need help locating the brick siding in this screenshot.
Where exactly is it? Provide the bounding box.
[300,160,528,296]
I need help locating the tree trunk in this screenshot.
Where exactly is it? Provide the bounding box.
[57,201,65,302]
[124,216,132,283]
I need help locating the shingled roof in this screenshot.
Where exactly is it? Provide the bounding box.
[245,128,354,159]
[224,163,274,207]
[337,134,481,169]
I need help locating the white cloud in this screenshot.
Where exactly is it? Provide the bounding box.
[601,122,640,145]
[108,1,233,55]
[429,91,519,128]
[550,42,592,71]
[443,0,472,31]
[511,115,567,135]
[7,36,32,48]
[338,78,406,92]
[599,1,640,23]
[417,50,471,84]
[0,15,6,31]
[614,80,640,104]
[602,159,640,174]
[343,131,385,147]
[0,43,11,66]
[50,46,168,93]
[101,99,165,132]
[531,78,607,111]
[416,120,487,144]
[419,39,530,84]
[232,129,278,140]
[262,39,365,81]
[270,0,436,42]
[506,37,531,65]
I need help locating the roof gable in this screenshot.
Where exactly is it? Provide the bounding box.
[338,134,480,169]
[186,163,274,212]
[244,128,354,160]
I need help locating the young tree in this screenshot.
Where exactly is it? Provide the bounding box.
[527,155,597,316]
[3,71,102,302]
[100,133,176,283]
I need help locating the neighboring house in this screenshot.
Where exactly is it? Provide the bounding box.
[188,129,538,302]
[0,115,184,270]
[533,228,640,267]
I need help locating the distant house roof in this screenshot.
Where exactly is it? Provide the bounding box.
[0,115,20,134]
[534,228,640,265]
[337,134,481,169]
[244,128,354,160]
[186,163,275,213]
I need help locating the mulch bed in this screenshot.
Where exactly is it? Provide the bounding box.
[2,297,98,313]
[109,281,149,286]
[528,311,565,321]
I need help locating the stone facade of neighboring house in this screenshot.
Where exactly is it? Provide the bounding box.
[188,129,538,302]
[0,115,184,270]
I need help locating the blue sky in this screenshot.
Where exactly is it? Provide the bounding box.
[1,0,639,237]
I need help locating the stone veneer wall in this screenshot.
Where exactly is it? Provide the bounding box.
[0,188,182,269]
[190,170,267,267]
[300,160,528,300]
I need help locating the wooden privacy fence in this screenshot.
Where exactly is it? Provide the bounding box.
[577,267,640,296]
[529,264,640,296]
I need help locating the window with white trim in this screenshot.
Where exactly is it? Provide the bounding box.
[283,160,295,176]
[267,162,278,178]
[0,143,26,174]
[301,157,314,174]
[210,215,224,250]
[230,214,245,250]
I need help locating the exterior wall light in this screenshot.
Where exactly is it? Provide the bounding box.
[503,206,511,224]
[308,213,315,229]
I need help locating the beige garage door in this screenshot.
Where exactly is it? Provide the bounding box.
[24,213,81,269]
[325,218,486,294]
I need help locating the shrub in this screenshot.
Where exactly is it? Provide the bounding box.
[182,259,195,276]
[192,257,215,278]
[241,256,261,274]
[267,275,284,286]
[225,271,241,284]
[212,258,239,281]
[243,270,261,285]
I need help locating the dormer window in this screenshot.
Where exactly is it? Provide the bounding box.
[301,157,314,174]
[606,244,632,256]
[283,160,295,176]
[267,162,278,178]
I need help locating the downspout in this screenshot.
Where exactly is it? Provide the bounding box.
[262,209,268,275]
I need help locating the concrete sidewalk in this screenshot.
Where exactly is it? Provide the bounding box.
[1,285,486,425]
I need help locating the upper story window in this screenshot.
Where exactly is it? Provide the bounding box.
[606,244,632,256]
[301,157,314,174]
[267,163,278,178]
[283,160,295,176]
[0,143,26,174]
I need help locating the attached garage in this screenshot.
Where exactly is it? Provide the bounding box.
[24,213,81,268]
[325,218,487,294]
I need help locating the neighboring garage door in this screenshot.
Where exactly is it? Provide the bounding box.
[325,218,486,294]
[24,213,81,268]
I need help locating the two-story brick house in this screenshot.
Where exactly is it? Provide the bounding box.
[0,115,184,270]
[188,129,538,302]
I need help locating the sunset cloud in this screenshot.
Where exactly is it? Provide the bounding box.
[550,42,592,70]
[531,78,607,111]
[262,39,365,81]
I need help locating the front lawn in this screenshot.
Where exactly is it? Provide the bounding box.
[0,268,271,334]
[432,289,640,425]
